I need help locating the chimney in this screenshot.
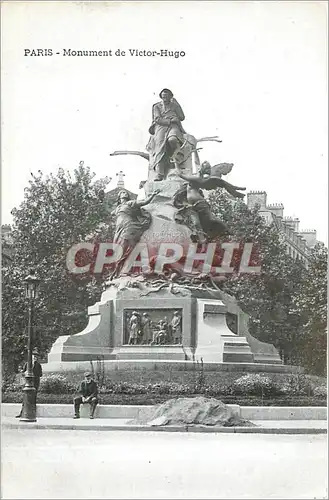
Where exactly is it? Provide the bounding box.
[247,191,267,210]
[1,224,12,234]
[267,203,284,218]
[299,229,317,248]
[283,216,300,232]
[116,171,125,189]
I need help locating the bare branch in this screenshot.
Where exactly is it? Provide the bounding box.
[110,151,150,161]
[196,136,222,144]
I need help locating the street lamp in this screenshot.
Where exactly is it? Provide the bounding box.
[20,270,40,422]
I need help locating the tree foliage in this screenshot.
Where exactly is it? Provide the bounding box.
[295,243,327,374]
[209,189,327,374]
[2,163,111,375]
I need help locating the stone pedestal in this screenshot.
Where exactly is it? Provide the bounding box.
[47,295,116,362]
[46,286,197,364]
[218,291,282,364]
[194,299,254,363]
[113,346,188,360]
[45,283,279,368]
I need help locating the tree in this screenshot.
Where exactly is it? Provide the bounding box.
[295,243,327,375]
[2,162,112,375]
[208,189,312,366]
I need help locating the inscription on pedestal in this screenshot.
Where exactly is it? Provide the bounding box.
[203,303,227,316]
[123,309,182,346]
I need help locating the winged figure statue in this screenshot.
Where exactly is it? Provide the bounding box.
[172,161,246,243]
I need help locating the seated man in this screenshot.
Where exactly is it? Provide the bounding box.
[73,372,98,419]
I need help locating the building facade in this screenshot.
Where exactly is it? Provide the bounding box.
[247,191,317,267]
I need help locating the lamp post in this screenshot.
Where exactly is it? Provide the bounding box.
[20,270,40,422]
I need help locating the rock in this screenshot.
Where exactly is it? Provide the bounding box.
[129,396,256,427]
[148,416,169,426]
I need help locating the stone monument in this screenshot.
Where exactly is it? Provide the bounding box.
[45,88,285,374]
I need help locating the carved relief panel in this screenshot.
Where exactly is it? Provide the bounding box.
[123,309,182,346]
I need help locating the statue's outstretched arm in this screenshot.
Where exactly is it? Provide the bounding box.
[110,151,149,161]
[136,189,161,207]
[177,172,199,184]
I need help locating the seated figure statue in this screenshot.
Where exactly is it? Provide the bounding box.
[147,88,187,181]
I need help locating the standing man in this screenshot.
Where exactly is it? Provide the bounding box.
[141,312,152,344]
[73,372,98,419]
[15,350,43,418]
[30,350,43,392]
[171,311,182,344]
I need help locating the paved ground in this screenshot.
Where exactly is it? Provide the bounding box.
[2,428,327,499]
[2,416,327,433]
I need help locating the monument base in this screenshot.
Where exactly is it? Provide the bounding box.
[44,282,284,376]
[113,345,190,361]
[42,359,302,376]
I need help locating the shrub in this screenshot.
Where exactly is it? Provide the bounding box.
[102,381,148,395]
[168,383,192,395]
[89,357,106,389]
[40,375,75,394]
[2,371,27,393]
[230,374,283,397]
[203,383,231,397]
[280,373,314,396]
[145,382,168,394]
[2,381,22,393]
[147,382,194,395]
[1,368,19,392]
[102,381,196,396]
[313,385,327,398]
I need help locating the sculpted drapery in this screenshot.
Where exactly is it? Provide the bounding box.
[147,89,186,180]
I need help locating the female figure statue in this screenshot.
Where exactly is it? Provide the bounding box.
[112,189,160,277]
[128,311,141,345]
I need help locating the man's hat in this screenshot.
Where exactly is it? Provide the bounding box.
[84,371,92,377]
[159,88,173,98]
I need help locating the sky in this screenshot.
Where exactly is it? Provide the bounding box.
[1,1,328,243]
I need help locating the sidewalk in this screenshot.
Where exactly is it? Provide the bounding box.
[2,416,327,434]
